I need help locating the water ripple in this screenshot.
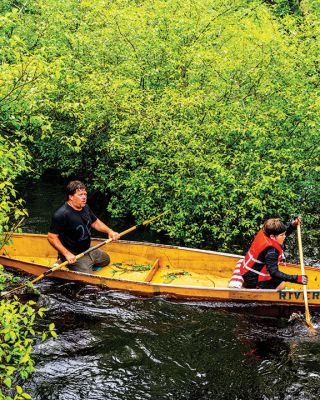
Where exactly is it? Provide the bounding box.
[18,283,320,399]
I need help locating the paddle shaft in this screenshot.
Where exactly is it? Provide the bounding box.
[3,211,169,294]
[32,211,169,284]
[297,224,314,329]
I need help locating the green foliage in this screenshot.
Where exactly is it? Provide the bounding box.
[162,271,191,284]
[0,3,319,395]
[268,0,303,16]
[0,135,29,241]
[0,5,48,238]
[0,4,57,399]
[1,0,319,251]
[0,268,56,400]
[111,262,152,276]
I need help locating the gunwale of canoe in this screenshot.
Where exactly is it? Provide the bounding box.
[1,233,320,306]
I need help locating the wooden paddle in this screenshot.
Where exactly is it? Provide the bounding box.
[296,223,316,332]
[2,210,169,297]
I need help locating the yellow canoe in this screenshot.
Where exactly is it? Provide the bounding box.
[1,233,320,306]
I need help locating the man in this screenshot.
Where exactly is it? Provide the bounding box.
[48,180,120,273]
[229,217,308,289]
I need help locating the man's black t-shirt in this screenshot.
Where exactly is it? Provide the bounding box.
[49,202,97,255]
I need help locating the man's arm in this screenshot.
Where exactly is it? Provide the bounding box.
[47,232,77,264]
[91,218,120,240]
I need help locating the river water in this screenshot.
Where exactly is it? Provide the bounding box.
[14,179,320,399]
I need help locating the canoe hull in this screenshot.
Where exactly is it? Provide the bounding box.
[1,233,320,306]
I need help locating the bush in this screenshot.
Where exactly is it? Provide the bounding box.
[0,267,56,400]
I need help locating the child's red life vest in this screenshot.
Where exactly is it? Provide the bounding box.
[239,229,283,282]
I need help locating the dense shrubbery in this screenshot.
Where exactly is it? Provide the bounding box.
[0,0,319,395]
[0,267,56,400]
[1,0,319,251]
[0,10,55,393]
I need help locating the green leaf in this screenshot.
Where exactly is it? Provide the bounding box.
[4,377,12,388]
[16,385,23,394]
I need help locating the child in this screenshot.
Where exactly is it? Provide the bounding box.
[229,218,308,289]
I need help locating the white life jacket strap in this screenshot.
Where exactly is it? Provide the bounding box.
[243,252,269,277]
[243,265,270,277]
[247,251,264,264]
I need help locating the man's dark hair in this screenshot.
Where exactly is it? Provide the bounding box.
[66,180,86,197]
[263,218,286,237]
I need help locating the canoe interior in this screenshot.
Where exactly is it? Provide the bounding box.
[0,233,318,292]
